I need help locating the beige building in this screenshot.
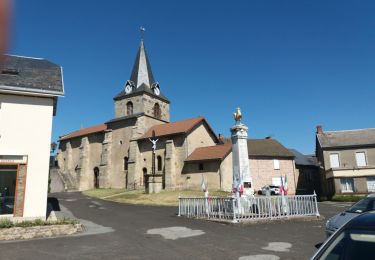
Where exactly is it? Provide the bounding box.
[0,54,64,220]
[57,40,297,194]
[316,126,375,197]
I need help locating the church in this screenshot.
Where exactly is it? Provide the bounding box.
[57,39,297,194]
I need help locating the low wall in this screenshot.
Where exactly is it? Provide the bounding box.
[0,224,83,241]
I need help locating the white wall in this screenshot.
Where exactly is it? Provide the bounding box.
[0,94,54,219]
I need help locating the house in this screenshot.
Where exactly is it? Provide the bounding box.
[57,39,297,194]
[316,125,375,197]
[290,149,320,195]
[0,54,64,220]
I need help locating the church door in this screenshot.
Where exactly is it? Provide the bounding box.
[94,167,100,189]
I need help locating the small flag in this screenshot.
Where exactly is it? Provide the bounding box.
[201,174,206,192]
[284,175,288,195]
[280,175,284,195]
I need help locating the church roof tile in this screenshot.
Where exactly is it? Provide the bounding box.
[140,116,217,140]
[185,143,232,162]
[59,124,107,141]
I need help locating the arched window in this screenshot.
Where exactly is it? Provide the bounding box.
[124,156,128,171]
[157,156,162,171]
[153,103,161,119]
[127,101,133,116]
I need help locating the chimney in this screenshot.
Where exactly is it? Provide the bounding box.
[218,134,224,144]
[316,125,323,134]
[265,136,272,139]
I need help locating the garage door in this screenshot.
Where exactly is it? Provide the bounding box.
[367,177,375,192]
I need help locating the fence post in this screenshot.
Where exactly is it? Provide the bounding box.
[178,196,181,216]
[313,191,320,217]
[232,198,238,223]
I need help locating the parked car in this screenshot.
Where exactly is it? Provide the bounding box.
[312,211,375,260]
[325,194,375,236]
[260,185,281,196]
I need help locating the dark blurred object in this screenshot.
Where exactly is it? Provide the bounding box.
[0,0,11,62]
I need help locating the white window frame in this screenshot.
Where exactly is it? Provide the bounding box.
[340,178,354,193]
[355,151,367,167]
[273,159,280,170]
[329,153,340,169]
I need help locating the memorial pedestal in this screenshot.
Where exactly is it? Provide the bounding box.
[145,174,163,194]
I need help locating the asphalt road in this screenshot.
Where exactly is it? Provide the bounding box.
[0,193,351,260]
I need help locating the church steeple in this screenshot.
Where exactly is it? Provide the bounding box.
[129,40,155,88]
[113,36,170,122]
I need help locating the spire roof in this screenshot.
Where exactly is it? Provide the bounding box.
[114,40,169,103]
[129,40,155,88]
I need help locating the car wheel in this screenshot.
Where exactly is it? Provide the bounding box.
[271,191,275,195]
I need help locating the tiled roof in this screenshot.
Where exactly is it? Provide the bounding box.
[185,143,232,162]
[289,149,318,166]
[140,116,217,141]
[59,124,107,141]
[317,128,375,148]
[248,139,294,158]
[0,54,64,96]
[185,138,294,162]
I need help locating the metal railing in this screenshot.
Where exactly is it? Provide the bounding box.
[178,193,320,223]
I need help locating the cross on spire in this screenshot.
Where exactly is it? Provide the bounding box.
[140,26,146,40]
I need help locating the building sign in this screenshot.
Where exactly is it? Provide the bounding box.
[0,155,27,164]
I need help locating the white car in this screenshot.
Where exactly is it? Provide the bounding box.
[260,185,281,195]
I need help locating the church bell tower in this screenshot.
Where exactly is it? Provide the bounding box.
[113,39,170,123]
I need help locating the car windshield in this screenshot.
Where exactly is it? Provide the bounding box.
[346,198,375,214]
[318,229,375,260]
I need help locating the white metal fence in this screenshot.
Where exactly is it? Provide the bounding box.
[178,193,320,223]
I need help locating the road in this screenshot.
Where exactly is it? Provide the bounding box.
[0,192,351,260]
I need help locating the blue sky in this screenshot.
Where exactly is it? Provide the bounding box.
[9,0,375,154]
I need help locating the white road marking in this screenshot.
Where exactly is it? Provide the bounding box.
[239,255,280,260]
[65,199,77,202]
[91,201,102,206]
[147,226,205,240]
[262,242,292,252]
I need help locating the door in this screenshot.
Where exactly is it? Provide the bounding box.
[94,167,99,189]
[0,165,17,215]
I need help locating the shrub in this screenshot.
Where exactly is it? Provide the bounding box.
[331,195,366,202]
[0,218,13,228]
[0,218,79,229]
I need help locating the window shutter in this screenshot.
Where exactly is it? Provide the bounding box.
[273,159,280,170]
[355,152,367,167]
[330,153,340,168]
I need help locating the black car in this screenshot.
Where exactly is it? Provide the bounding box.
[312,211,375,259]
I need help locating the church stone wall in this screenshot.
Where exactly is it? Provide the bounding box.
[108,121,135,188]
[142,94,170,122]
[186,123,217,156]
[114,93,170,123]
[181,161,221,190]
[114,96,143,118]
[80,134,104,190]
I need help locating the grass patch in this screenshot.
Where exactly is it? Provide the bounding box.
[0,217,79,229]
[331,194,366,202]
[82,188,125,198]
[83,189,231,206]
